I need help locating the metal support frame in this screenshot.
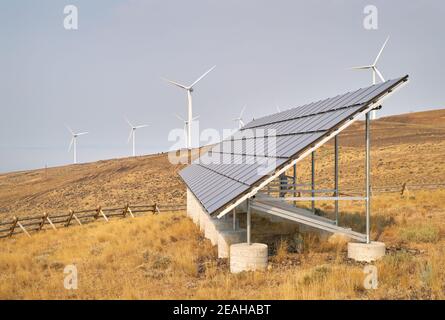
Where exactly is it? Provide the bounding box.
[266,196,367,201]
[311,151,315,212]
[232,208,236,230]
[365,112,371,244]
[246,198,251,245]
[334,135,339,225]
[293,163,297,206]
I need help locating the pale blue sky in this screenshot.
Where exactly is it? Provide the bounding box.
[0,0,444,172]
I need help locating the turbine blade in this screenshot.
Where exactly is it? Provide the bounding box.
[350,65,372,70]
[125,117,133,128]
[127,130,133,143]
[175,114,185,122]
[162,78,188,90]
[68,137,74,152]
[77,132,88,136]
[65,124,74,135]
[135,124,149,129]
[190,65,216,88]
[192,115,200,121]
[374,36,390,65]
[374,67,385,82]
[240,119,245,127]
[239,106,246,118]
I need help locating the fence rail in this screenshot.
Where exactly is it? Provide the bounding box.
[0,203,186,239]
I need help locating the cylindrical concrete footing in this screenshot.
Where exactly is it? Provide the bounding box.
[348,241,386,262]
[230,243,268,273]
[217,229,247,258]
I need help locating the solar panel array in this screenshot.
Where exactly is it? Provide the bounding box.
[180,75,408,215]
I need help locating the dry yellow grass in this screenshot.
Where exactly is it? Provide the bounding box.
[1,192,444,299]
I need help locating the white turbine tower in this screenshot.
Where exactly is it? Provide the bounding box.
[126,118,149,157]
[163,65,216,149]
[67,126,88,164]
[175,114,199,148]
[351,36,390,120]
[233,106,246,129]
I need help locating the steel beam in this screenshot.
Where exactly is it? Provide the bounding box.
[365,112,371,244]
[269,196,367,201]
[334,135,339,225]
[293,163,297,206]
[311,151,315,212]
[247,198,251,245]
[232,208,236,230]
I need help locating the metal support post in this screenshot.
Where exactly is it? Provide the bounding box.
[334,135,339,225]
[365,113,371,244]
[247,198,251,245]
[311,151,315,212]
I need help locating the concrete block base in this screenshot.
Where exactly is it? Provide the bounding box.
[230,243,268,273]
[348,241,386,262]
[217,229,247,258]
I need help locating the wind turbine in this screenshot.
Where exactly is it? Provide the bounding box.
[163,65,216,149]
[233,106,246,129]
[67,126,88,164]
[175,114,199,148]
[350,36,390,119]
[126,118,149,157]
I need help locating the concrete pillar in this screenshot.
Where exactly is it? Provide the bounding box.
[230,243,268,273]
[217,229,247,258]
[348,241,386,262]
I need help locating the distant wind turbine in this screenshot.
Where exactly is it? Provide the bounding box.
[67,126,88,164]
[233,106,246,129]
[175,114,199,148]
[126,118,149,157]
[350,36,390,120]
[163,65,216,149]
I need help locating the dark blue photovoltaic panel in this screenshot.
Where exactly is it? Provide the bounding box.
[179,76,408,215]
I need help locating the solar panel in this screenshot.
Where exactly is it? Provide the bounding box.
[179,75,409,216]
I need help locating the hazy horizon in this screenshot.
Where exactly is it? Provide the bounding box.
[1,1,444,173]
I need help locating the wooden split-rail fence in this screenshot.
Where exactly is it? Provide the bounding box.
[0,203,186,240]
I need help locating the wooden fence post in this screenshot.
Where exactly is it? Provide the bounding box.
[95,206,101,220]
[401,182,409,196]
[9,216,18,238]
[153,203,161,214]
[99,208,108,222]
[127,205,134,218]
[65,210,74,227]
[46,215,57,230]
[39,213,47,231]
[17,221,31,237]
[73,213,82,225]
